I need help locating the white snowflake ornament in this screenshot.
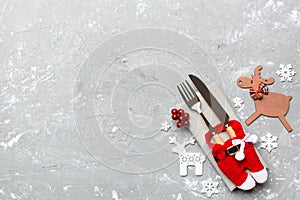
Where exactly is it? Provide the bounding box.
[200,178,219,198]
[161,121,171,132]
[233,97,244,111]
[276,64,296,82]
[260,133,278,152]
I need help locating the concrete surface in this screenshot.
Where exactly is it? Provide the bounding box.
[0,0,300,199]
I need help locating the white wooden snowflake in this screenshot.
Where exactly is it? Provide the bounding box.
[276,64,296,82]
[200,178,219,198]
[260,133,278,152]
[233,97,244,111]
[161,121,171,132]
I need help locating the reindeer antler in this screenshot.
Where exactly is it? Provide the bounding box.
[254,65,263,77]
[169,136,179,145]
[183,137,196,146]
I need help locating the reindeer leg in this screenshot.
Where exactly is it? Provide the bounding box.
[245,111,261,125]
[195,162,203,176]
[180,163,188,176]
[278,115,293,132]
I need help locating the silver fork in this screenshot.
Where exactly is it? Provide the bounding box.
[177,81,224,144]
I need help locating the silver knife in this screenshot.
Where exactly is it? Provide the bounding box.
[189,74,236,138]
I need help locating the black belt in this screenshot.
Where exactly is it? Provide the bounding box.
[214,144,241,162]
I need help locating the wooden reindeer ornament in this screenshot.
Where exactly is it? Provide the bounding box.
[169,136,205,176]
[237,65,293,132]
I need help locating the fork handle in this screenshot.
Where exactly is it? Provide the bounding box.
[199,113,225,145]
[212,134,224,145]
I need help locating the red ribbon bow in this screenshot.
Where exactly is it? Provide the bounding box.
[249,82,268,100]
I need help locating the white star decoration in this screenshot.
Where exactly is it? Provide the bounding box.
[276,64,296,82]
[200,178,219,198]
[260,133,278,153]
[161,121,171,132]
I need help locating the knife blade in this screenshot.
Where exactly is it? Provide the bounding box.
[189,74,236,138]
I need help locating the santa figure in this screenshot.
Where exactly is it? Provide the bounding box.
[205,120,268,190]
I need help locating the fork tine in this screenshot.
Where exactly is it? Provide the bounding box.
[185,80,197,99]
[182,81,193,99]
[177,85,188,103]
[180,83,190,100]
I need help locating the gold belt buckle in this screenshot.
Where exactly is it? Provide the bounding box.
[226,145,240,156]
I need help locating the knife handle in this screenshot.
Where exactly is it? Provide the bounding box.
[212,134,224,145]
[226,126,236,138]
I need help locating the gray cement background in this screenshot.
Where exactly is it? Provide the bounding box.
[0,0,300,199]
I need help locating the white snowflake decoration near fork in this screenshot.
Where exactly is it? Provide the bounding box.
[276,64,296,82]
[260,132,278,152]
[200,178,219,198]
[160,121,171,132]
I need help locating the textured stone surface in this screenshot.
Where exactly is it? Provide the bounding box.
[0,0,300,199]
